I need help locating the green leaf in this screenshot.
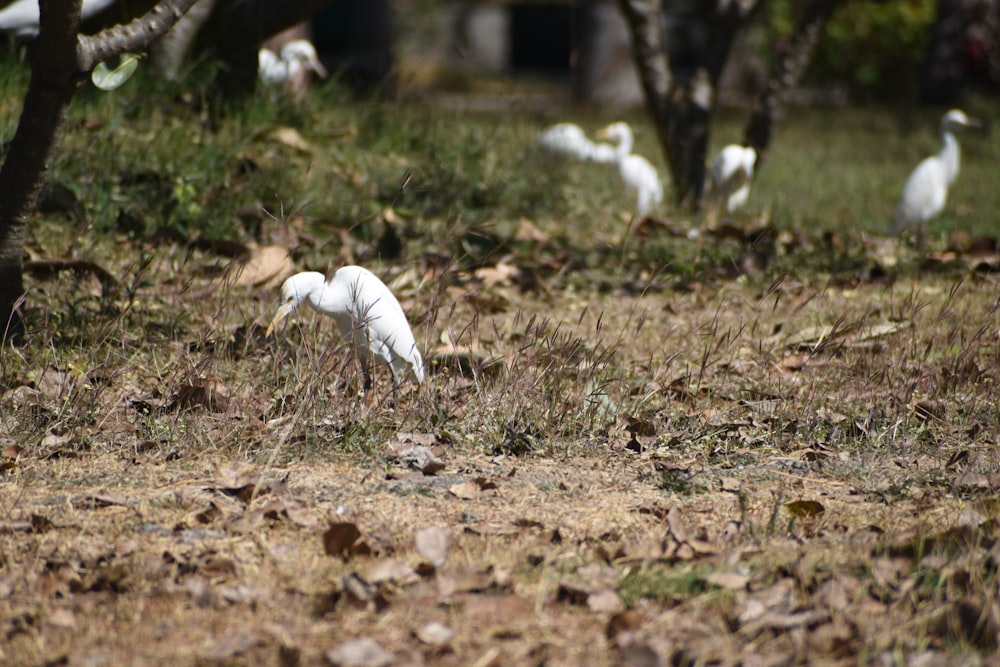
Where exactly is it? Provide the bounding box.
[91,53,142,91]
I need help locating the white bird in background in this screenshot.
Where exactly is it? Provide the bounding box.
[708,144,757,215]
[537,123,618,164]
[0,0,116,36]
[266,268,424,400]
[596,122,664,217]
[258,39,328,87]
[891,108,980,250]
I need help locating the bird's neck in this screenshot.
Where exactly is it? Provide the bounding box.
[939,131,960,185]
[615,135,633,159]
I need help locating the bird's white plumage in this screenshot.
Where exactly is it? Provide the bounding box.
[597,122,663,216]
[258,39,328,87]
[537,123,618,164]
[267,269,424,392]
[0,0,116,36]
[708,144,757,213]
[891,109,979,245]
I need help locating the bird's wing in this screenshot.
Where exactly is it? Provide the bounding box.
[892,158,948,233]
[336,268,424,383]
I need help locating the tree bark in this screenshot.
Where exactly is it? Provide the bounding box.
[616,0,762,209]
[0,0,199,344]
[743,0,842,164]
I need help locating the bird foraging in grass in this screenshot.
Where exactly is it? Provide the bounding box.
[707,144,757,217]
[266,268,424,401]
[595,122,664,218]
[258,39,328,87]
[891,109,980,251]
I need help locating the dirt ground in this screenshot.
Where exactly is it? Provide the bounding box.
[5,244,1000,666]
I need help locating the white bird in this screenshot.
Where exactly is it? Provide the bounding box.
[537,123,618,164]
[266,268,424,400]
[707,144,757,214]
[258,39,328,87]
[0,0,116,36]
[891,109,980,249]
[596,122,664,217]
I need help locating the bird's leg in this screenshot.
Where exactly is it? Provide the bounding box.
[917,225,926,254]
[360,357,374,408]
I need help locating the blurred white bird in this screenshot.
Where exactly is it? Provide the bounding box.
[891,109,980,250]
[266,268,424,400]
[707,144,757,215]
[596,122,664,217]
[0,0,116,36]
[537,123,618,164]
[258,39,328,87]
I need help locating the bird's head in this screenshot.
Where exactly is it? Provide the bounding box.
[942,109,980,131]
[266,272,321,337]
[596,122,631,145]
[281,40,328,78]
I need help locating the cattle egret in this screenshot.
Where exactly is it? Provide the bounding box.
[258,39,328,87]
[537,123,618,164]
[708,144,757,214]
[596,122,664,217]
[891,109,980,249]
[266,268,424,400]
[0,0,115,36]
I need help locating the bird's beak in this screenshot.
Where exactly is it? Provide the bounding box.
[309,56,328,79]
[265,301,295,337]
[964,116,982,128]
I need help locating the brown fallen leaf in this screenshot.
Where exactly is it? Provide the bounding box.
[587,588,624,614]
[706,571,750,591]
[449,481,481,500]
[415,526,451,569]
[786,500,825,518]
[324,522,364,560]
[201,632,259,661]
[325,637,393,667]
[414,621,455,647]
[367,557,418,585]
[219,243,292,289]
[2,444,23,460]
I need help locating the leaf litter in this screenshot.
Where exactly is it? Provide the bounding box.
[7,204,1000,665]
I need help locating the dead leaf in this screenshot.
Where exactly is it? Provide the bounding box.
[220,243,292,289]
[325,638,393,667]
[437,566,496,596]
[201,632,259,661]
[414,621,455,647]
[706,571,750,591]
[587,589,624,614]
[449,481,481,500]
[515,218,550,243]
[2,444,23,460]
[666,505,689,543]
[173,375,230,412]
[415,525,451,568]
[786,500,825,518]
[259,126,315,154]
[323,522,364,559]
[367,557,417,585]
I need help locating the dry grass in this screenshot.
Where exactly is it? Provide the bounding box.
[2,70,1000,665]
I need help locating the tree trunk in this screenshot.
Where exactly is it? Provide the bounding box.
[743,0,841,164]
[0,0,200,344]
[616,0,761,209]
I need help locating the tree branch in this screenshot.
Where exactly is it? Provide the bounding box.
[77,0,201,70]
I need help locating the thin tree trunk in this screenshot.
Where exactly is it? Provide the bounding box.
[0,0,199,344]
[743,0,841,164]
